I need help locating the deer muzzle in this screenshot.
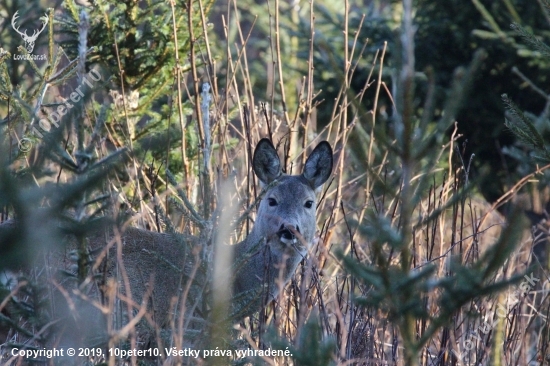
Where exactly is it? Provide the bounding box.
[277,224,300,244]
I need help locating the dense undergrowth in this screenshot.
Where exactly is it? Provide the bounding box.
[0,0,549,365]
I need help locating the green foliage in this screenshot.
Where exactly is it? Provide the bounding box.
[58,0,208,90]
[414,0,550,200]
[333,3,526,364]
[0,0,208,357]
[501,3,550,189]
[339,190,527,364]
[510,21,550,58]
[0,86,128,357]
[230,0,550,200]
[268,315,336,366]
[502,93,550,162]
[56,0,214,188]
[245,0,550,201]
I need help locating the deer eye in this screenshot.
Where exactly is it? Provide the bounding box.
[268,198,277,206]
[304,200,314,209]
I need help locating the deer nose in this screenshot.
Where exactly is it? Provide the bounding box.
[278,224,300,242]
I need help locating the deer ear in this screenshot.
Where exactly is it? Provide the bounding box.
[303,141,333,189]
[253,139,282,185]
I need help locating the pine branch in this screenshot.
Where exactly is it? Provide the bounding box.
[502,93,550,161]
[511,22,550,58]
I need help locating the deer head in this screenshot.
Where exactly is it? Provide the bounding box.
[11,11,49,53]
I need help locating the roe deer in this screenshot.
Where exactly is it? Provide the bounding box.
[232,138,333,317]
[0,138,333,350]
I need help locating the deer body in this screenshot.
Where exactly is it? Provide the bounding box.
[116,138,332,322]
[1,138,333,349]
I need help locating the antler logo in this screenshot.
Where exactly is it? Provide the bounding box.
[11,11,49,53]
